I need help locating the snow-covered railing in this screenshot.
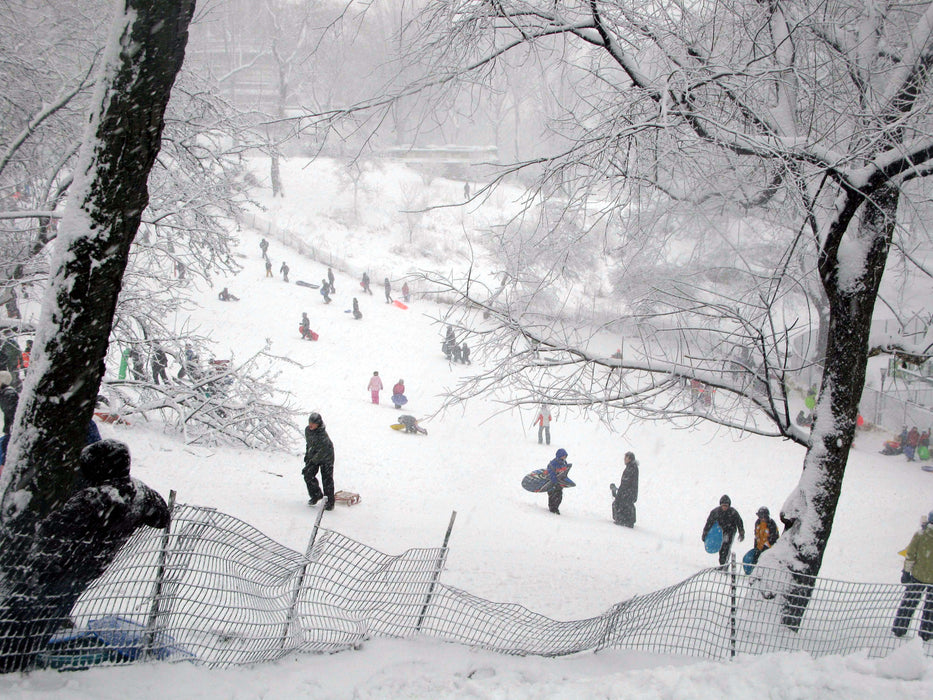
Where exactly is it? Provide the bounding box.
[1,504,927,671]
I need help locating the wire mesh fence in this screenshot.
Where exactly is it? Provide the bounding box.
[0,503,929,671]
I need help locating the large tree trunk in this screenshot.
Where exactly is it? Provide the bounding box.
[0,0,195,544]
[773,185,897,629]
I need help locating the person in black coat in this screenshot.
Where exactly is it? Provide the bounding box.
[151,345,169,385]
[352,298,362,320]
[0,370,19,467]
[611,451,639,527]
[303,412,335,510]
[0,370,17,436]
[702,494,745,566]
[0,439,170,672]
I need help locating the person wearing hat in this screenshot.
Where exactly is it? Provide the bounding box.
[892,511,933,640]
[303,412,335,510]
[545,448,571,515]
[702,495,745,566]
[750,506,779,566]
[0,439,170,672]
[0,370,19,467]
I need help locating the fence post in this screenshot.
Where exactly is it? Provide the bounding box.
[143,489,176,660]
[279,504,326,652]
[416,510,457,633]
[729,551,737,659]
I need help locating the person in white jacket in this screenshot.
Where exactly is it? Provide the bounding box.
[535,404,553,445]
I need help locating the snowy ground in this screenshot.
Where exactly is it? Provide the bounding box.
[2,158,933,698]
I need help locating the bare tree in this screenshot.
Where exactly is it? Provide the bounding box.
[0,0,195,544]
[401,0,933,628]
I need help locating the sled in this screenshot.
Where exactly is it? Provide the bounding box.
[922,464,933,472]
[704,522,723,553]
[393,300,408,310]
[295,280,320,289]
[391,393,408,407]
[390,423,405,431]
[38,615,192,669]
[334,490,360,506]
[94,411,130,426]
[742,548,758,575]
[298,326,319,341]
[521,465,575,493]
[918,445,930,461]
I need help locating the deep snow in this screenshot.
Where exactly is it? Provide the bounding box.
[1,157,932,698]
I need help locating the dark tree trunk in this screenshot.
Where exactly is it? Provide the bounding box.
[777,184,897,629]
[0,0,195,540]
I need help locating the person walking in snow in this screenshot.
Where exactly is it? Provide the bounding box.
[321,279,332,304]
[367,371,383,404]
[401,282,410,303]
[384,277,393,304]
[546,448,571,515]
[461,342,471,364]
[0,439,170,672]
[265,258,273,278]
[303,412,335,511]
[151,344,169,385]
[361,272,372,295]
[611,451,639,527]
[750,506,779,565]
[702,495,745,567]
[893,511,933,641]
[534,403,552,445]
[260,237,269,260]
[280,262,289,282]
[327,267,335,293]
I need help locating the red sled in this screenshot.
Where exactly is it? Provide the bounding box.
[94,411,130,426]
[334,490,361,506]
[298,326,319,341]
[392,300,408,310]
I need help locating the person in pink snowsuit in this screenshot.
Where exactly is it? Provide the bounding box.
[367,371,383,404]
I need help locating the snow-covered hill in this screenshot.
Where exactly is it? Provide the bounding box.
[2,157,932,698]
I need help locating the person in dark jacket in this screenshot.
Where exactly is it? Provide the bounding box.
[384,277,393,304]
[0,439,170,672]
[151,344,169,385]
[611,451,639,527]
[327,267,335,293]
[321,279,332,304]
[352,298,362,320]
[546,448,571,515]
[303,412,335,510]
[361,272,372,294]
[0,370,19,466]
[702,495,745,566]
[750,506,779,565]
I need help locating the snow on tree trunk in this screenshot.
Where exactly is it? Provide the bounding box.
[767,185,896,629]
[0,0,195,542]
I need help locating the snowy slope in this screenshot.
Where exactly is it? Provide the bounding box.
[1,157,932,697]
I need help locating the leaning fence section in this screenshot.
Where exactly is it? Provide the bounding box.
[2,504,929,671]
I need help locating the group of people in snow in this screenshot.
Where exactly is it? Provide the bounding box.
[441,325,471,364]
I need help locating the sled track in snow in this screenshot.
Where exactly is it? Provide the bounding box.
[3,504,928,670]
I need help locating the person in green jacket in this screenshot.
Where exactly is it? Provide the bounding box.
[892,511,933,640]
